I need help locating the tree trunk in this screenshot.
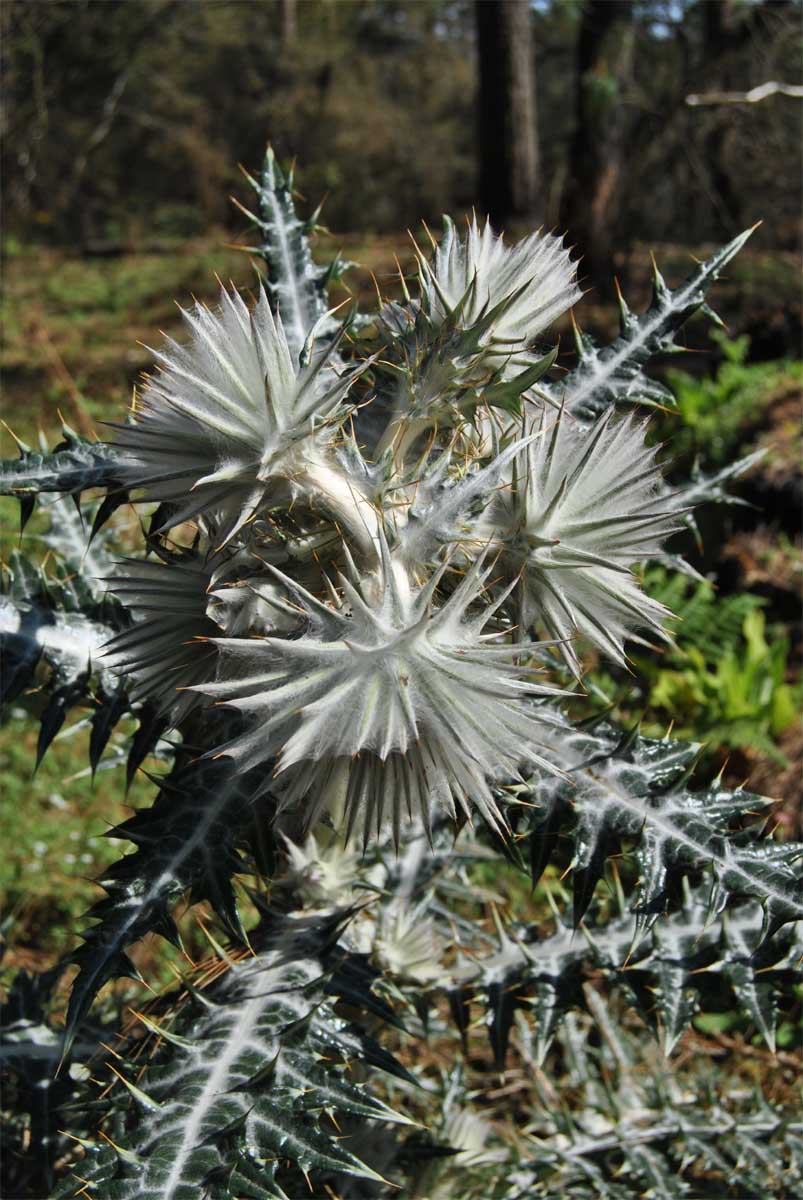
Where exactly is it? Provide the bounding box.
[280,0,297,47]
[476,0,540,228]
[560,0,635,293]
[699,0,743,231]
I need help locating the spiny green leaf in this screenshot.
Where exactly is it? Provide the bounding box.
[485,1010,803,1200]
[242,146,337,364]
[0,434,121,506]
[454,881,802,1064]
[63,757,258,1057]
[547,228,756,421]
[524,723,803,934]
[65,913,406,1199]
[675,448,766,545]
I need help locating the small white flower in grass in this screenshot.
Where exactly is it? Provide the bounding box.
[419,215,582,360]
[196,540,566,847]
[486,409,682,673]
[111,285,362,542]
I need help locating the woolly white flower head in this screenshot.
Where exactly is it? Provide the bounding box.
[374,903,445,984]
[112,285,359,541]
[419,216,582,357]
[279,831,365,907]
[197,541,564,846]
[487,410,682,672]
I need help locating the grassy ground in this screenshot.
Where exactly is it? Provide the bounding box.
[0,231,414,451]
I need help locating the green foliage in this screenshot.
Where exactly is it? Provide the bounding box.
[660,331,801,467]
[649,607,798,759]
[644,567,764,657]
[588,570,800,759]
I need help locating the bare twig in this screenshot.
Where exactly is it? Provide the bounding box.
[686,81,803,106]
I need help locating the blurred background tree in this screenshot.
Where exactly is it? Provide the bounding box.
[477,0,540,225]
[2,0,800,257]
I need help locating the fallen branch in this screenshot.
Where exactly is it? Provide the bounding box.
[686,81,803,106]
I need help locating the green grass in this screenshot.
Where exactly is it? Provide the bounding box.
[1,238,249,452]
[0,709,153,959]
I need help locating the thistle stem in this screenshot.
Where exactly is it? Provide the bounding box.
[300,456,381,561]
[375,414,433,461]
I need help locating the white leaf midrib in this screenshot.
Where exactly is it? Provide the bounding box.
[78,784,239,1015]
[557,233,750,415]
[158,990,266,1200]
[263,191,309,362]
[580,765,802,917]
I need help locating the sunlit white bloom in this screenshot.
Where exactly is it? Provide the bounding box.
[487,410,681,672]
[420,215,581,358]
[196,543,564,846]
[112,285,361,542]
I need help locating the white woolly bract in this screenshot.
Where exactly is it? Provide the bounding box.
[280,831,367,907]
[112,285,358,540]
[103,557,220,722]
[196,550,564,845]
[374,903,446,984]
[420,216,581,351]
[487,411,682,672]
[103,550,300,722]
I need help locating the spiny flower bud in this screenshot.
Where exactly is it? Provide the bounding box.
[419,215,582,362]
[487,410,682,672]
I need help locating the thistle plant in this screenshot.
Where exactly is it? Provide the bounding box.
[1,149,800,1200]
